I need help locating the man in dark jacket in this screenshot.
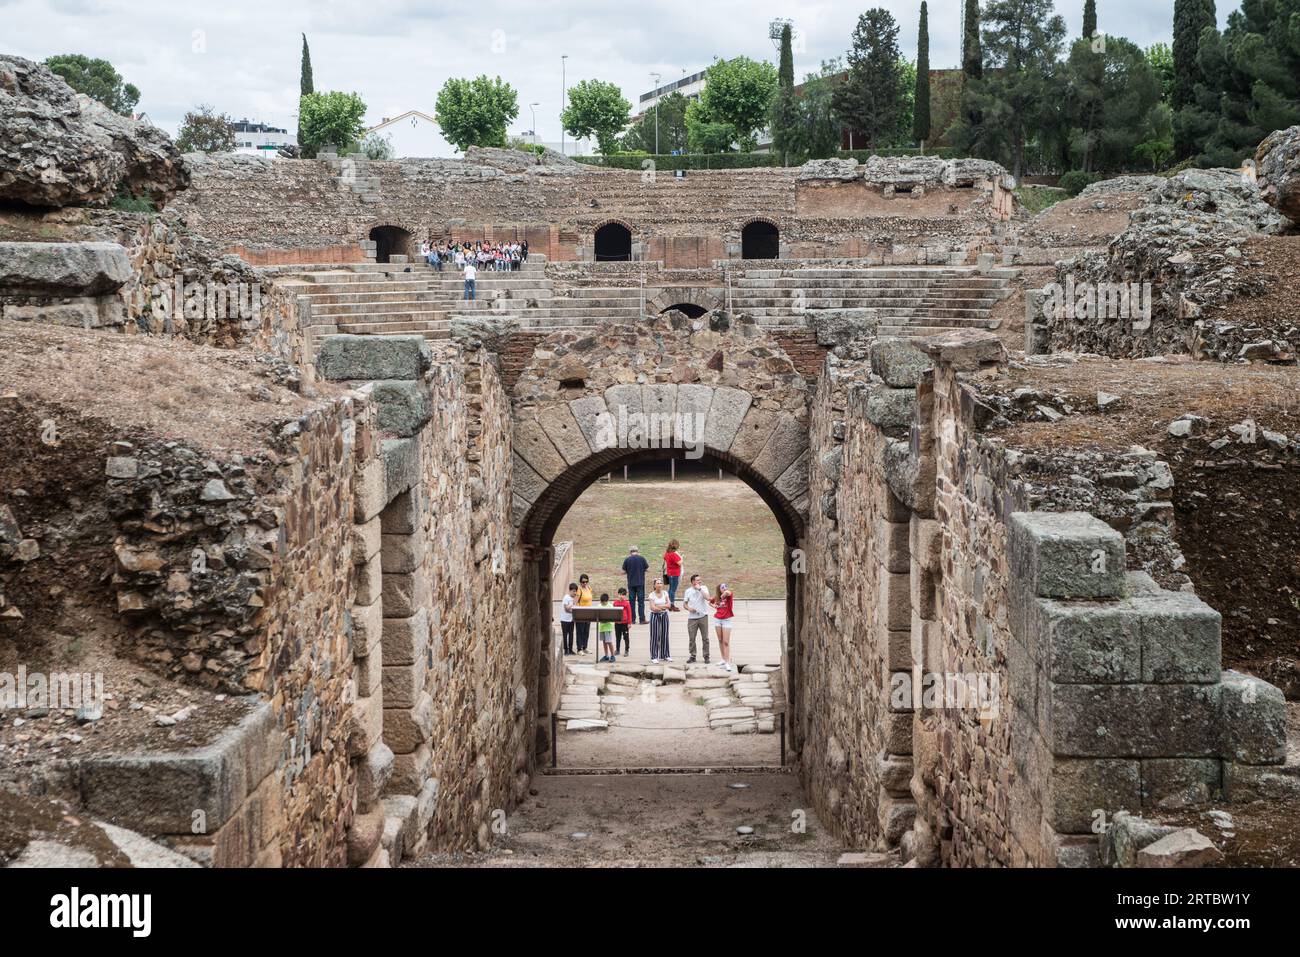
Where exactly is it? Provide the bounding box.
[621,545,649,624]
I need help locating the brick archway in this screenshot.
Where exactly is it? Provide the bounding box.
[646,286,724,316]
[740,217,781,260]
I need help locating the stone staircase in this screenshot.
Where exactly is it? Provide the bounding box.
[266,257,1017,357]
[728,264,1016,338]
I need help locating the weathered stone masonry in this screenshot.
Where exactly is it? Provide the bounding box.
[797,330,1289,866]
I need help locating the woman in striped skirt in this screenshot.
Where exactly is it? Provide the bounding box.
[647,578,673,663]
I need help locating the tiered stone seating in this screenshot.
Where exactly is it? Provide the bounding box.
[729,263,1015,337]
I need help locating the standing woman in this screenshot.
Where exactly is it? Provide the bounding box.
[663,539,684,611]
[575,574,594,654]
[711,582,735,671]
[648,578,673,663]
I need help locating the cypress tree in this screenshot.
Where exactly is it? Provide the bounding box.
[770,23,799,165]
[962,0,983,80]
[1082,0,1097,38]
[300,34,314,97]
[1172,0,1214,159]
[913,2,931,145]
[298,34,314,150]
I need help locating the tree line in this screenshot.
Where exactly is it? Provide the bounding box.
[45,3,1300,173]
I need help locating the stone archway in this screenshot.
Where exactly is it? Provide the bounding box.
[593,220,633,261]
[646,286,724,317]
[369,223,414,263]
[504,314,815,757]
[741,218,781,260]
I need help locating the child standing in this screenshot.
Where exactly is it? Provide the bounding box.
[597,593,617,663]
[560,582,578,655]
[613,587,632,657]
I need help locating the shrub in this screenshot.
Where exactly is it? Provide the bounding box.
[1058,170,1103,196]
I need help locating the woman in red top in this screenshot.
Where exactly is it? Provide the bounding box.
[663,540,684,611]
[710,582,735,671]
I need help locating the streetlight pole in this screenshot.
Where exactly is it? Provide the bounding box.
[529,102,539,144]
[650,72,660,155]
[560,54,568,155]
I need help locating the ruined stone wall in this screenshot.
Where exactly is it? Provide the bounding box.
[316,335,530,860]
[170,153,1017,269]
[797,330,1288,866]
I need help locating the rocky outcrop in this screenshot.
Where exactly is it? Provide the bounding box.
[1040,167,1292,360]
[1256,125,1300,223]
[0,241,131,296]
[462,145,580,172]
[0,54,188,208]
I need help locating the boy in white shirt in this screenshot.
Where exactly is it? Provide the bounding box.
[560,582,578,655]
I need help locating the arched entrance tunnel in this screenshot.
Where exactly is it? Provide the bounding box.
[741,219,780,259]
[369,224,413,263]
[660,302,708,319]
[306,315,1277,868]
[593,221,633,261]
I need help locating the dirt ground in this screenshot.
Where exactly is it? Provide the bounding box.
[0,319,332,454]
[410,770,869,868]
[554,474,787,599]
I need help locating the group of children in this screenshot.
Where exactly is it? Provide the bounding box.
[560,575,632,663]
[558,569,737,668]
[418,239,528,272]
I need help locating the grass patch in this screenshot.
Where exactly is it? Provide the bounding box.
[1016,185,1069,215]
[554,475,786,599]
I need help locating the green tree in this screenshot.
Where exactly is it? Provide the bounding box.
[1082,0,1097,38]
[621,91,689,153]
[790,61,846,159]
[297,91,367,157]
[959,0,984,136]
[1146,42,1175,102]
[1184,0,1300,167]
[1172,0,1215,157]
[175,105,236,153]
[695,56,779,150]
[43,54,140,115]
[1065,36,1164,172]
[914,2,932,145]
[298,34,314,147]
[561,79,632,156]
[685,99,738,153]
[434,75,520,152]
[832,8,906,150]
[952,0,1067,178]
[962,0,984,79]
[770,23,800,165]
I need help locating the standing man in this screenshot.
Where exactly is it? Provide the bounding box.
[463,259,477,300]
[621,545,649,625]
[683,574,711,664]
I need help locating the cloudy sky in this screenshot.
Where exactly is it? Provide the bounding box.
[4,0,1220,139]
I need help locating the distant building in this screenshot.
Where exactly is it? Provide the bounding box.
[231,119,296,157]
[366,111,454,159]
[632,68,708,125]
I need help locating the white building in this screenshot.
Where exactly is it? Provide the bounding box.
[366,111,456,159]
[635,68,708,122]
[231,119,296,157]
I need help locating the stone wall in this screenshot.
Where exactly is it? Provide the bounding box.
[170,152,1019,269]
[797,330,1289,866]
[316,334,531,862]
